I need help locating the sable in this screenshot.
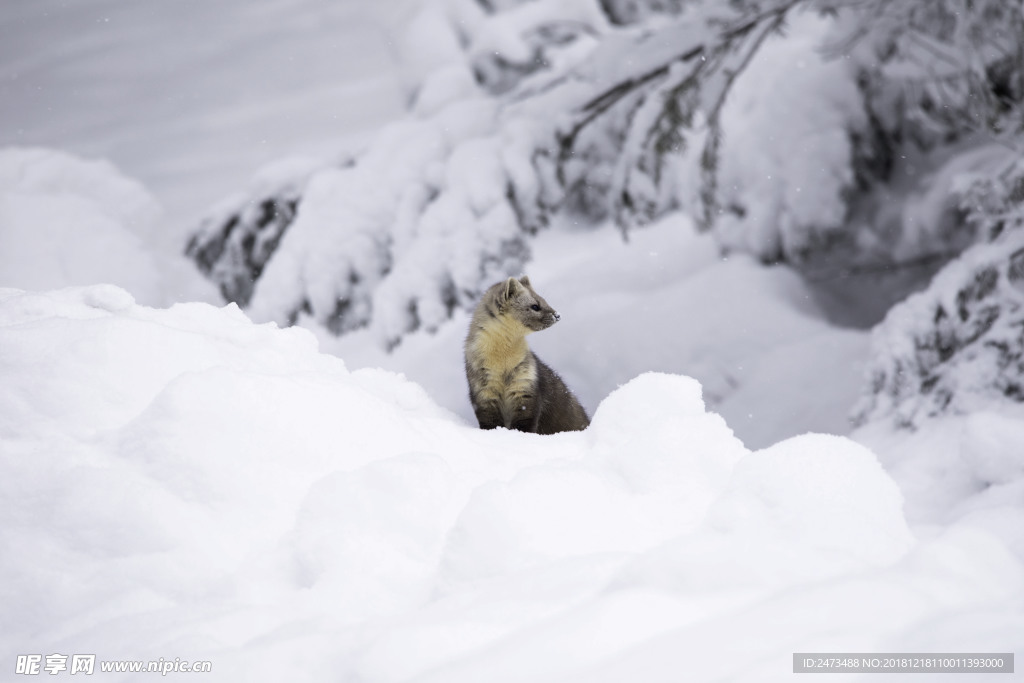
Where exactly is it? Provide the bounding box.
[464,276,589,434]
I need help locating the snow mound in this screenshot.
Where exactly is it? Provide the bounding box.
[0,148,166,304]
[855,408,1024,561]
[2,286,1020,680]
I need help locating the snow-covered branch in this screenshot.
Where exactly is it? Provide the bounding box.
[184,0,1024,346]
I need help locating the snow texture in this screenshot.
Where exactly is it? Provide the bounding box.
[196,0,627,345]
[0,148,165,305]
[191,1,850,344]
[325,212,869,451]
[707,11,866,262]
[0,0,406,230]
[186,156,327,306]
[854,229,1024,428]
[240,103,535,347]
[2,285,1021,681]
[5,3,1024,676]
[183,3,885,344]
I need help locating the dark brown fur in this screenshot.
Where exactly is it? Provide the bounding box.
[464,276,589,434]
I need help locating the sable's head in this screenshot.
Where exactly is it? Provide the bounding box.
[497,275,560,332]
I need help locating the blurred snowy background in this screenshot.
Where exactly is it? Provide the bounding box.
[2,0,1023,680]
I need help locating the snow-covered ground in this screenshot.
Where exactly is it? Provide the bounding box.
[1,174,1021,678]
[2,285,1021,681]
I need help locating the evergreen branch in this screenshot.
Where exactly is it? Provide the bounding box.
[554,1,805,219]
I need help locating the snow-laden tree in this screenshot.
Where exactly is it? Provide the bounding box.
[185,0,1024,347]
[854,155,1024,428]
[187,158,323,307]
[852,233,1024,429]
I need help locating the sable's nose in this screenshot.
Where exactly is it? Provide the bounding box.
[553,311,561,321]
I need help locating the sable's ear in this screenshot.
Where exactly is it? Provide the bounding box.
[519,275,531,288]
[502,276,521,301]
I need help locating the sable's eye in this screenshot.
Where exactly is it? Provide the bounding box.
[530,304,541,311]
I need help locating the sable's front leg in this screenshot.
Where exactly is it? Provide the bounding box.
[473,399,504,430]
[509,393,540,433]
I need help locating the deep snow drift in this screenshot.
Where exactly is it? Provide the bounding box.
[2,286,1021,681]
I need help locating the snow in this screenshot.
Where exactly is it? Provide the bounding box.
[961,413,1024,488]
[327,213,869,451]
[466,0,610,94]
[0,0,406,231]
[413,65,482,117]
[4,0,1024,678]
[240,83,550,346]
[708,11,866,261]
[180,3,877,348]
[856,410,1024,537]
[2,286,1021,680]
[397,0,485,99]
[0,148,205,306]
[854,229,1024,428]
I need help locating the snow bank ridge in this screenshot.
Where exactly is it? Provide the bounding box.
[8,285,1013,682]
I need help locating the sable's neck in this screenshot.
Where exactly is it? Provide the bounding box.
[471,313,530,358]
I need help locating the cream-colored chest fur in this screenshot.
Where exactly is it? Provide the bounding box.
[468,320,537,407]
